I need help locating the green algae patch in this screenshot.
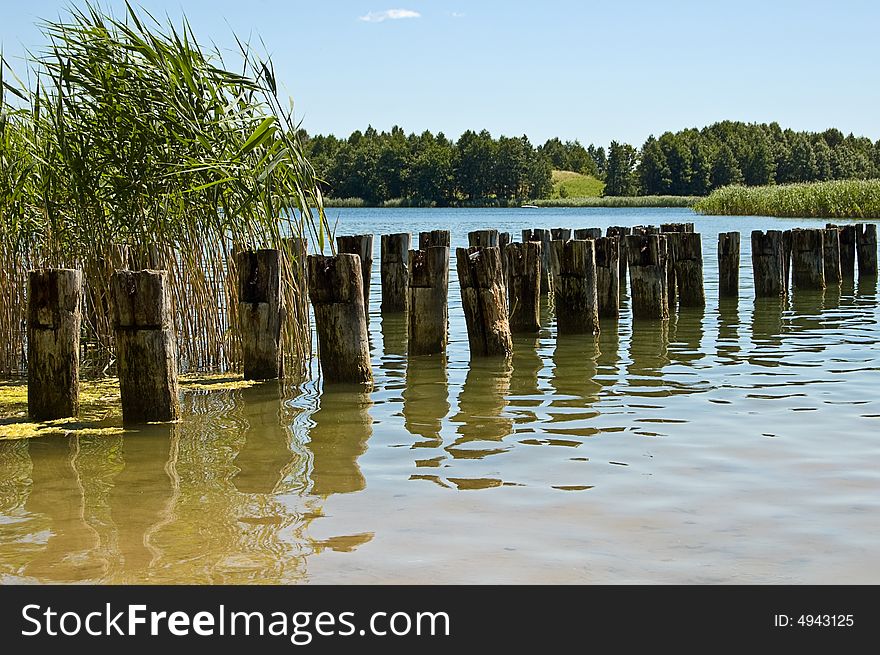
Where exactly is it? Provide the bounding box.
[180,373,257,392]
[0,373,253,440]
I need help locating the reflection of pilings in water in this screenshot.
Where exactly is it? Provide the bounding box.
[625,319,670,393]
[549,334,601,435]
[669,306,705,367]
[306,387,372,496]
[716,298,741,363]
[749,297,786,367]
[449,357,512,458]
[233,382,295,495]
[596,319,621,390]
[381,311,407,359]
[109,425,176,578]
[856,274,877,300]
[22,437,104,582]
[509,336,543,425]
[402,354,449,443]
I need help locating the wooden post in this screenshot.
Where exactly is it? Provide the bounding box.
[236,249,282,380]
[522,229,552,293]
[632,225,659,235]
[27,269,82,420]
[549,239,566,295]
[551,228,572,242]
[607,226,632,293]
[556,239,600,334]
[381,233,411,312]
[594,236,620,319]
[822,227,842,285]
[782,229,793,294]
[111,270,180,423]
[418,230,450,250]
[307,254,373,384]
[574,228,601,240]
[505,242,541,332]
[791,228,826,290]
[626,234,669,320]
[856,224,878,277]
[457,246,512,357]
[408,246,449,355]
[670,232,705,307]
[499,232,511,283]
[468,229,499,247]
[751,230,785,297]
[833,224,857,280]
[336,234,374,312]
[663,231,681,309]
[661,223,694,233]
[718,232,740,298]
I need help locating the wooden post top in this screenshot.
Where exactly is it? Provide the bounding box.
[110,269,171,329]
[307,253,363,304]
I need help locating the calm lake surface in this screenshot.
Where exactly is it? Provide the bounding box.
[2,207,879,584]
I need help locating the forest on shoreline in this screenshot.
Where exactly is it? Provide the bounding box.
[301,122,880,206]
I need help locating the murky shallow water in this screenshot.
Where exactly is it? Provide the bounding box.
[1,207,879,584]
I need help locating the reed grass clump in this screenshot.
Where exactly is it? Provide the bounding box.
[695,180,880,218]
[0,2,330,377]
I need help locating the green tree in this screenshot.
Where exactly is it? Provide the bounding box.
[711,143,743,187]
[638,136,671,195]
[604,141,639,196]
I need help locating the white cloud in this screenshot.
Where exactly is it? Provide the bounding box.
[359,9,421,23]
[451,12,465,18]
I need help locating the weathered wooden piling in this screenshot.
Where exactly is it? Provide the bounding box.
[457,247,512,357]
[111,270,180,423]
[548,239,566,294]
[499,232,511,282]
[856,224,878,277]
[468,229,499,247]
[632,225,659,235]
[751,230,786,297]
[607,226,632,292]
[307,254,373,385]
[626,234,669,320]
[594,236,620,319]
[661,223,694,233]
[551,228,572,242]
[418,230,451,250]
[833,224,857,280]
[782,230,793,293]
[670,232,705,307]
[822,227,842,285]
[380,233,411,312]
[27,269,82,420]
[717,232,740,298]
[504,242,541,332]
[663,231,681,309]
[408,246,450,355]
[791,228,826,290]
[574,228,602,240]
[236,249,282,379]
[556,239,600,334]
[522,229,552,293]
[336,234,374,311]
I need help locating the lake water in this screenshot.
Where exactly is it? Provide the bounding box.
[1,207,879,584]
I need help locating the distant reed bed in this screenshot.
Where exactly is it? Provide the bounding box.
[695,180,880,218]
[533,196,699,208]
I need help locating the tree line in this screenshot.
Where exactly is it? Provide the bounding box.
[300,121,880,203]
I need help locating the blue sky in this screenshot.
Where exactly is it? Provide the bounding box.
[2,0,878,146]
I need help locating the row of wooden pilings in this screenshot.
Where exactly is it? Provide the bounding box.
[22,222,878,424]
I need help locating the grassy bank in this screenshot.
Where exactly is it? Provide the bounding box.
[695,180,880,218]
[534,196,699,208]
[551,170,604,198]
